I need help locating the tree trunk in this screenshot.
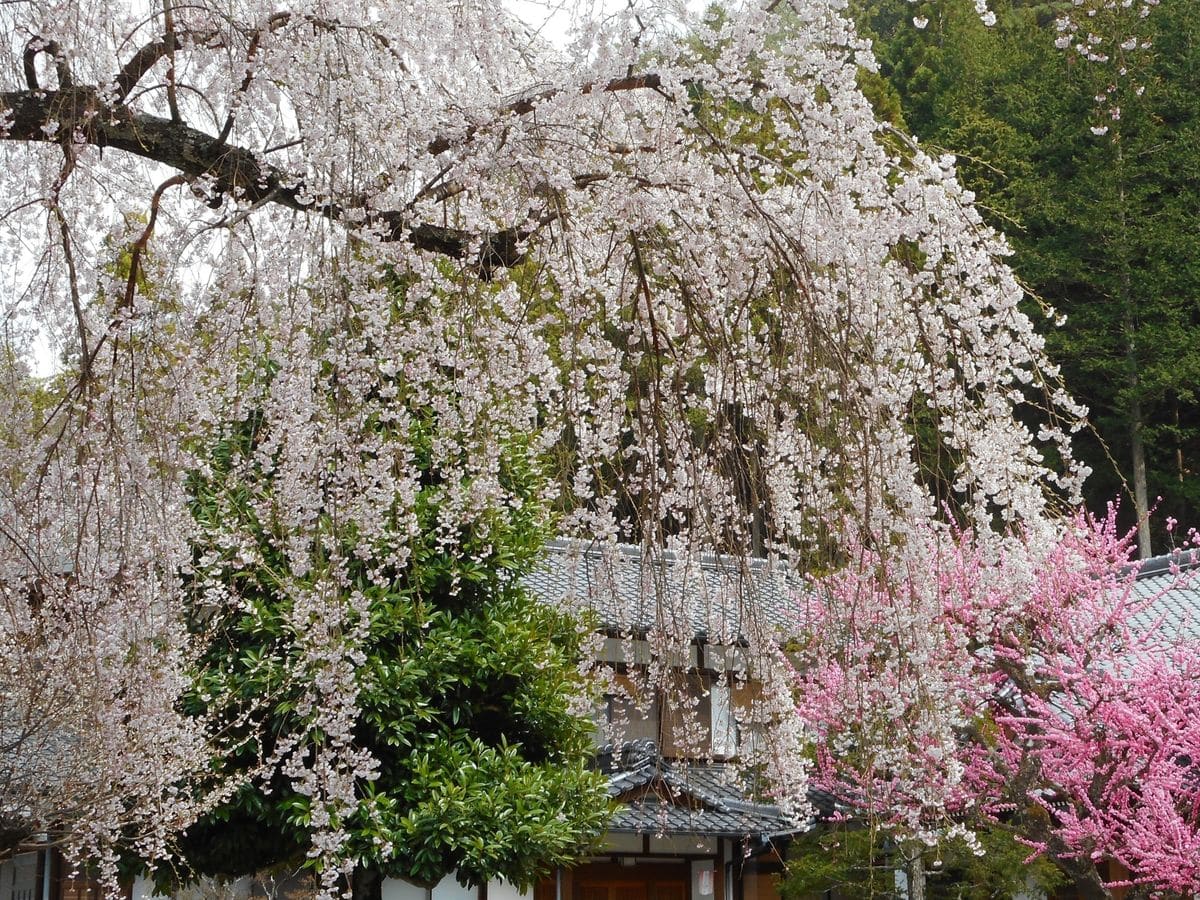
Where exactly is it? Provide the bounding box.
[1130,398,1152,559]
[1175,397,1185,485]
[1068,868,1113,900]
[351,867,383,900]
[906,852,926,900]
[1116,139,1152,559]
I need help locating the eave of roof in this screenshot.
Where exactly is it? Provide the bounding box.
[524,539,799,644]
[597,742,830,839]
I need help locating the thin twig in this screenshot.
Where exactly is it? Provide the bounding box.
[122,175,186,312]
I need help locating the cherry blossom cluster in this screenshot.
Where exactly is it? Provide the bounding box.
[793,512,1200,893]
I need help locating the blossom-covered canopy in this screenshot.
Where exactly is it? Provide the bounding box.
[0,0,1090,883]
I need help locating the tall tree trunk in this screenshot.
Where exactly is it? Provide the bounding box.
[1116,140,1152,559]
[1130,396,1152,559]
[1174,397,1185,485]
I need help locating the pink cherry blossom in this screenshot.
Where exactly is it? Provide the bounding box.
[794,511,1200,893]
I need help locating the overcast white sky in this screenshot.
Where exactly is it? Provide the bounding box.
[505,0,580,44]
[505,0,710,50]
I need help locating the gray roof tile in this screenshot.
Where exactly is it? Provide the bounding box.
[524,540,798,643]
[595,741,820,838]
[1129,550,1200,644]
[527,542,1200,648]
[602,761,796,837]
[609,798,795,838]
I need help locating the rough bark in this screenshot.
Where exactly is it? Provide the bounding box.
[1067,867,1113,900]
[1130,397,1152,559]
[1115,139,1152,559]
[0,87,529,271]
[906,852,926,900]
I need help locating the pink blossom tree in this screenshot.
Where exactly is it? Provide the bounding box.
[792,514,1200,898]
[0,0,1096,888]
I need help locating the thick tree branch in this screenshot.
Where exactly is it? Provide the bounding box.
[0,70,665,275]
[115,34,185,101]
[113,16,285,103]
[0,87,527,272]
[113,24,662,169]
[161,0,182,123]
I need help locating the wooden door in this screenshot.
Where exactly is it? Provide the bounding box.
[574,863,687,900]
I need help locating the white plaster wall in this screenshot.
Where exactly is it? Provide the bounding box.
[385,871,497,900]
[647,835,715,855]
[432,875,476,900]
[487,878,529,900]
[134,875,252,900]
[709,679,735,758]
[600,833,644,854]
[130,874,156,900]
[382,878,430,900]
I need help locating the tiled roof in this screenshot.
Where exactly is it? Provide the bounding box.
[596,742,805,838]
[523,539,798,643]
[609,797,794,839]
[526,541,1200,647]
[1128,550,1200,644]
[597,742,845,839]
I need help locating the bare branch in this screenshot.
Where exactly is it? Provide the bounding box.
[22,37,73,91]
[426,73,664,156]
[122,174,186,312]
[113,29,222,102]
[162,0,182,122]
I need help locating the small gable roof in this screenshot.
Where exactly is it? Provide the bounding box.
[596,741,822,838]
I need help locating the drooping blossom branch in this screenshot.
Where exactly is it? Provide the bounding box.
[0,0,1086,883]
